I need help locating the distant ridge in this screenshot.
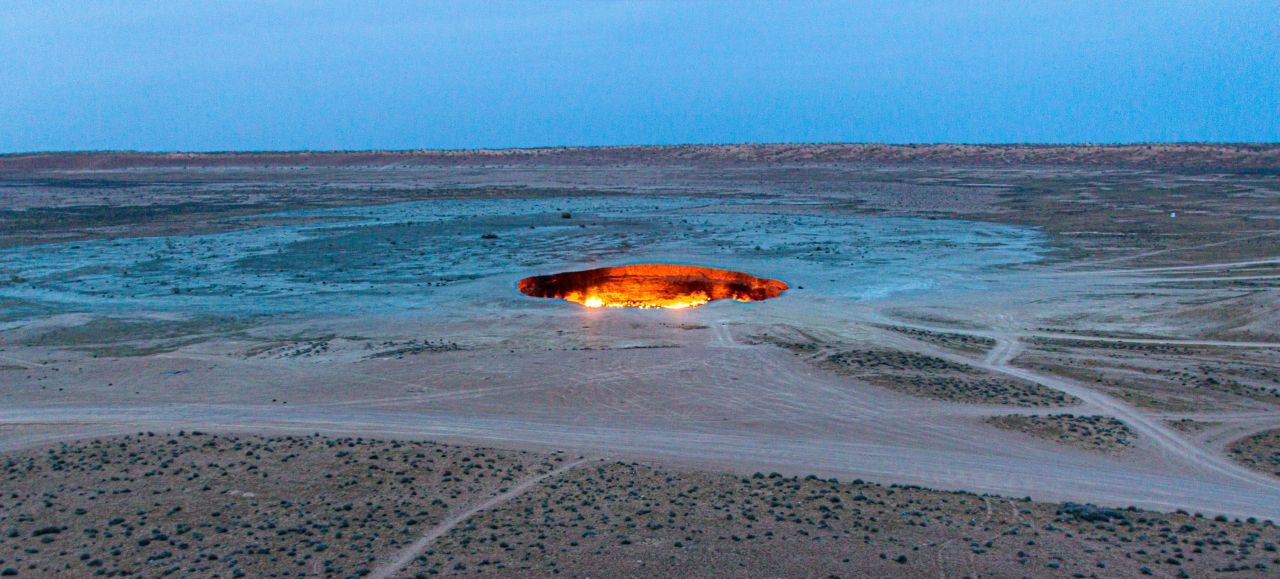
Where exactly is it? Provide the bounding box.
[3,143,1278,171]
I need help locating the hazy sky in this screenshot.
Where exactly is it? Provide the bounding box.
[2,1,1277,152]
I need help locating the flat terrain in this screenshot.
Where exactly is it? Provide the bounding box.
[2,433,1276,578]
[1,145,1279,574]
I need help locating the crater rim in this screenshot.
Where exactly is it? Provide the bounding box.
[517,262,789,310]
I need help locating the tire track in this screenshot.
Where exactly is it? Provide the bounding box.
[369,456,592,579]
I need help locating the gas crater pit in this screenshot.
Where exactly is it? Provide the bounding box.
[518,263,789,310]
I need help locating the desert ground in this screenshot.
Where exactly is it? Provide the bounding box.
[1,144,1278,576]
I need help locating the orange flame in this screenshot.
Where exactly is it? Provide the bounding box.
[518,264,788,310]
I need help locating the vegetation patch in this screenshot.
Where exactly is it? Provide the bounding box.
[880,325,996,354]
[822,349,1077,407]
[413,460,1278,577]
[986,414,1136,453]
[364,338,466,360]
[0,433,564,578]
[1022,340,1280,410]
[1166,419,1221,435]
[2,434,1277,578]
[1228,429,1280,479]
[751,333,1075,407]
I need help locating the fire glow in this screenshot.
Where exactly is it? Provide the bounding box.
[517,264,789,310]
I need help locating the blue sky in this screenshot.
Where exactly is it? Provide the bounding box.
[2,1,1277,151]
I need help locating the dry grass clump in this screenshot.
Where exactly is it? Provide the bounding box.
[1228,429,1280,479]
[750,334,1075,407]
[0,432,561,577]
[409,461,1279,577]
[2,435,1277,577]
[986,414,1136,453]
[823,349,1077,407]
[880,325,996,354]
[1167,419,1220,435]
[1019,338,1280,410]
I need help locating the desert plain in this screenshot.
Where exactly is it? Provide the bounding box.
[1,144,1279,577]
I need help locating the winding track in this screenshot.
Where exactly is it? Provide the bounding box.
[869,321,1280,493]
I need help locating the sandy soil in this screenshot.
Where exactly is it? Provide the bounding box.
[2,433,1276,578]
[1,147,1278,574]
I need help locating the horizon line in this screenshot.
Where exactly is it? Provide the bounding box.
[4,141,1280,157]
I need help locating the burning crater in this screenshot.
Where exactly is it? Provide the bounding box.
[517,264,788,309]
